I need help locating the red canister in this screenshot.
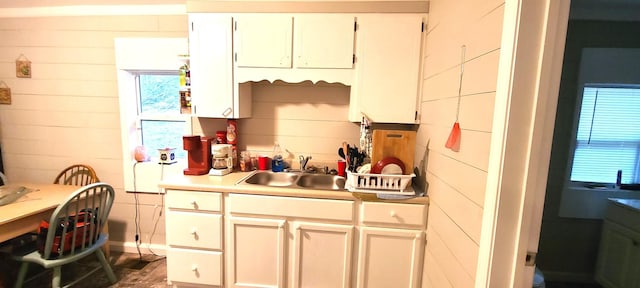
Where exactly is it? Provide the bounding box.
[215,131,226,144]
[227,119,238,145]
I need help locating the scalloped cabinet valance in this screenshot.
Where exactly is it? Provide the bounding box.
[188,4,426,123]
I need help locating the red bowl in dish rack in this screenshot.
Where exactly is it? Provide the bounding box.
[371,157,405,175]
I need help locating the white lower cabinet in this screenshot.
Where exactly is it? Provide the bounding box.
[226,193,355,288]
[357,227,424,288]
[165,190,427,288]
[167,248,223,286]
[596,199,640,288]
[227,216,287,288]
[290,222,354,288]
[226,217,355,288]
[165,190,224,287]
[357,201,427,288]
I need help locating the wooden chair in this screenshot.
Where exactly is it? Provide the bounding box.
[11,183,117,288]
[53,164,100,186]
[0,171,6,186]
[53,164,110,258]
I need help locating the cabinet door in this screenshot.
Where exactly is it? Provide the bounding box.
[235,15,293,68]
[290,222,354,288]
[357,227,424,288]
[294,14,355,69]
[188,14,235,117]
[351,14,424,123]
[227,216,287,288]
[596,220,640,288]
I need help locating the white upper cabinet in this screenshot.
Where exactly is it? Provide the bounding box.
[294,14,355,69]
[235,15,293,68]
[234,14,356,84]
[350,14,425,124]
[189,14,252,118]
[188,12,425,122]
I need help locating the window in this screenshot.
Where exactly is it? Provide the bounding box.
[115,38,190,193]
[137,74,186,159]
[570,86,640,185]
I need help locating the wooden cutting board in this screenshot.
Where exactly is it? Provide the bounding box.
[370,130,416,175]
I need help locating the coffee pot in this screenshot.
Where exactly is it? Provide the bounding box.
[209,144,233,176]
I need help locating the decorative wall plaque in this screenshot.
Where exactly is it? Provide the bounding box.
[16,54,31,78]
[0,81,11,105]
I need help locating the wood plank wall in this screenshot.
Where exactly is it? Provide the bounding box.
[0,12,360,251]
[418,0,504,287]
[0,14,187,250]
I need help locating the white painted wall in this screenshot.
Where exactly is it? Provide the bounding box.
[0,9,359,253]
[419,0,504,287]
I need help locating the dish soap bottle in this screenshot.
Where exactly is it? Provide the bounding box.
[271,142,284,172]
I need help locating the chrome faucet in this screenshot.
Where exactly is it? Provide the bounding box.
[299,155,311,171]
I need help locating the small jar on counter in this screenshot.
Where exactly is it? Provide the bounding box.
[239,151,252,172]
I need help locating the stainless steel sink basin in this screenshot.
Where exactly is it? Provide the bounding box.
[239,171,346,191]
[296,174,345,190]
[243,172,299,187]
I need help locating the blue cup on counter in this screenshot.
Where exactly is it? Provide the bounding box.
[272,156,284,172]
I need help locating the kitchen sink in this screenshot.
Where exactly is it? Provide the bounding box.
[239,171,346,191]
[296,174,345,190]
[243,171,299,187]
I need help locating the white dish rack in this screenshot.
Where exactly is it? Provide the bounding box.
[345,171,416,195]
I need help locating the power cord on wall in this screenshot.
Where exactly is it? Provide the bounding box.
[145,163,165,258]
[132,162,143,260]
[132,161,166,262]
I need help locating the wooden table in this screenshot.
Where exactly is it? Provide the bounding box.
[0,183,78,243]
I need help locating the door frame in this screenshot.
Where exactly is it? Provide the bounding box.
[475,0,571,287]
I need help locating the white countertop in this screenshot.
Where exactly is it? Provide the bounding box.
[609,198,640,212]
[159,171,429,205]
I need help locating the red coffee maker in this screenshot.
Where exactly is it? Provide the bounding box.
[183,135,213,175]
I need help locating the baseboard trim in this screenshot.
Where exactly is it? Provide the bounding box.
[108,241,167,256]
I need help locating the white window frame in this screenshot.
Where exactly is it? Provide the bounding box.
[115,38,191,193]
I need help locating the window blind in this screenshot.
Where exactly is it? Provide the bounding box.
[570,86,640,184]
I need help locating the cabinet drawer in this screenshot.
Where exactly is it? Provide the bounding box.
[167,248,222,286]
[228,193,354,222]
[361,202,426,228]
[166,210,222,249]
[166,190,222,212]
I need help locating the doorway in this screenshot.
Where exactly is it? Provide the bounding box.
[537,1,640,285]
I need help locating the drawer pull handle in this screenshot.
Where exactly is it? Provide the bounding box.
[390,210,397,217]
[191,264,198,272]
